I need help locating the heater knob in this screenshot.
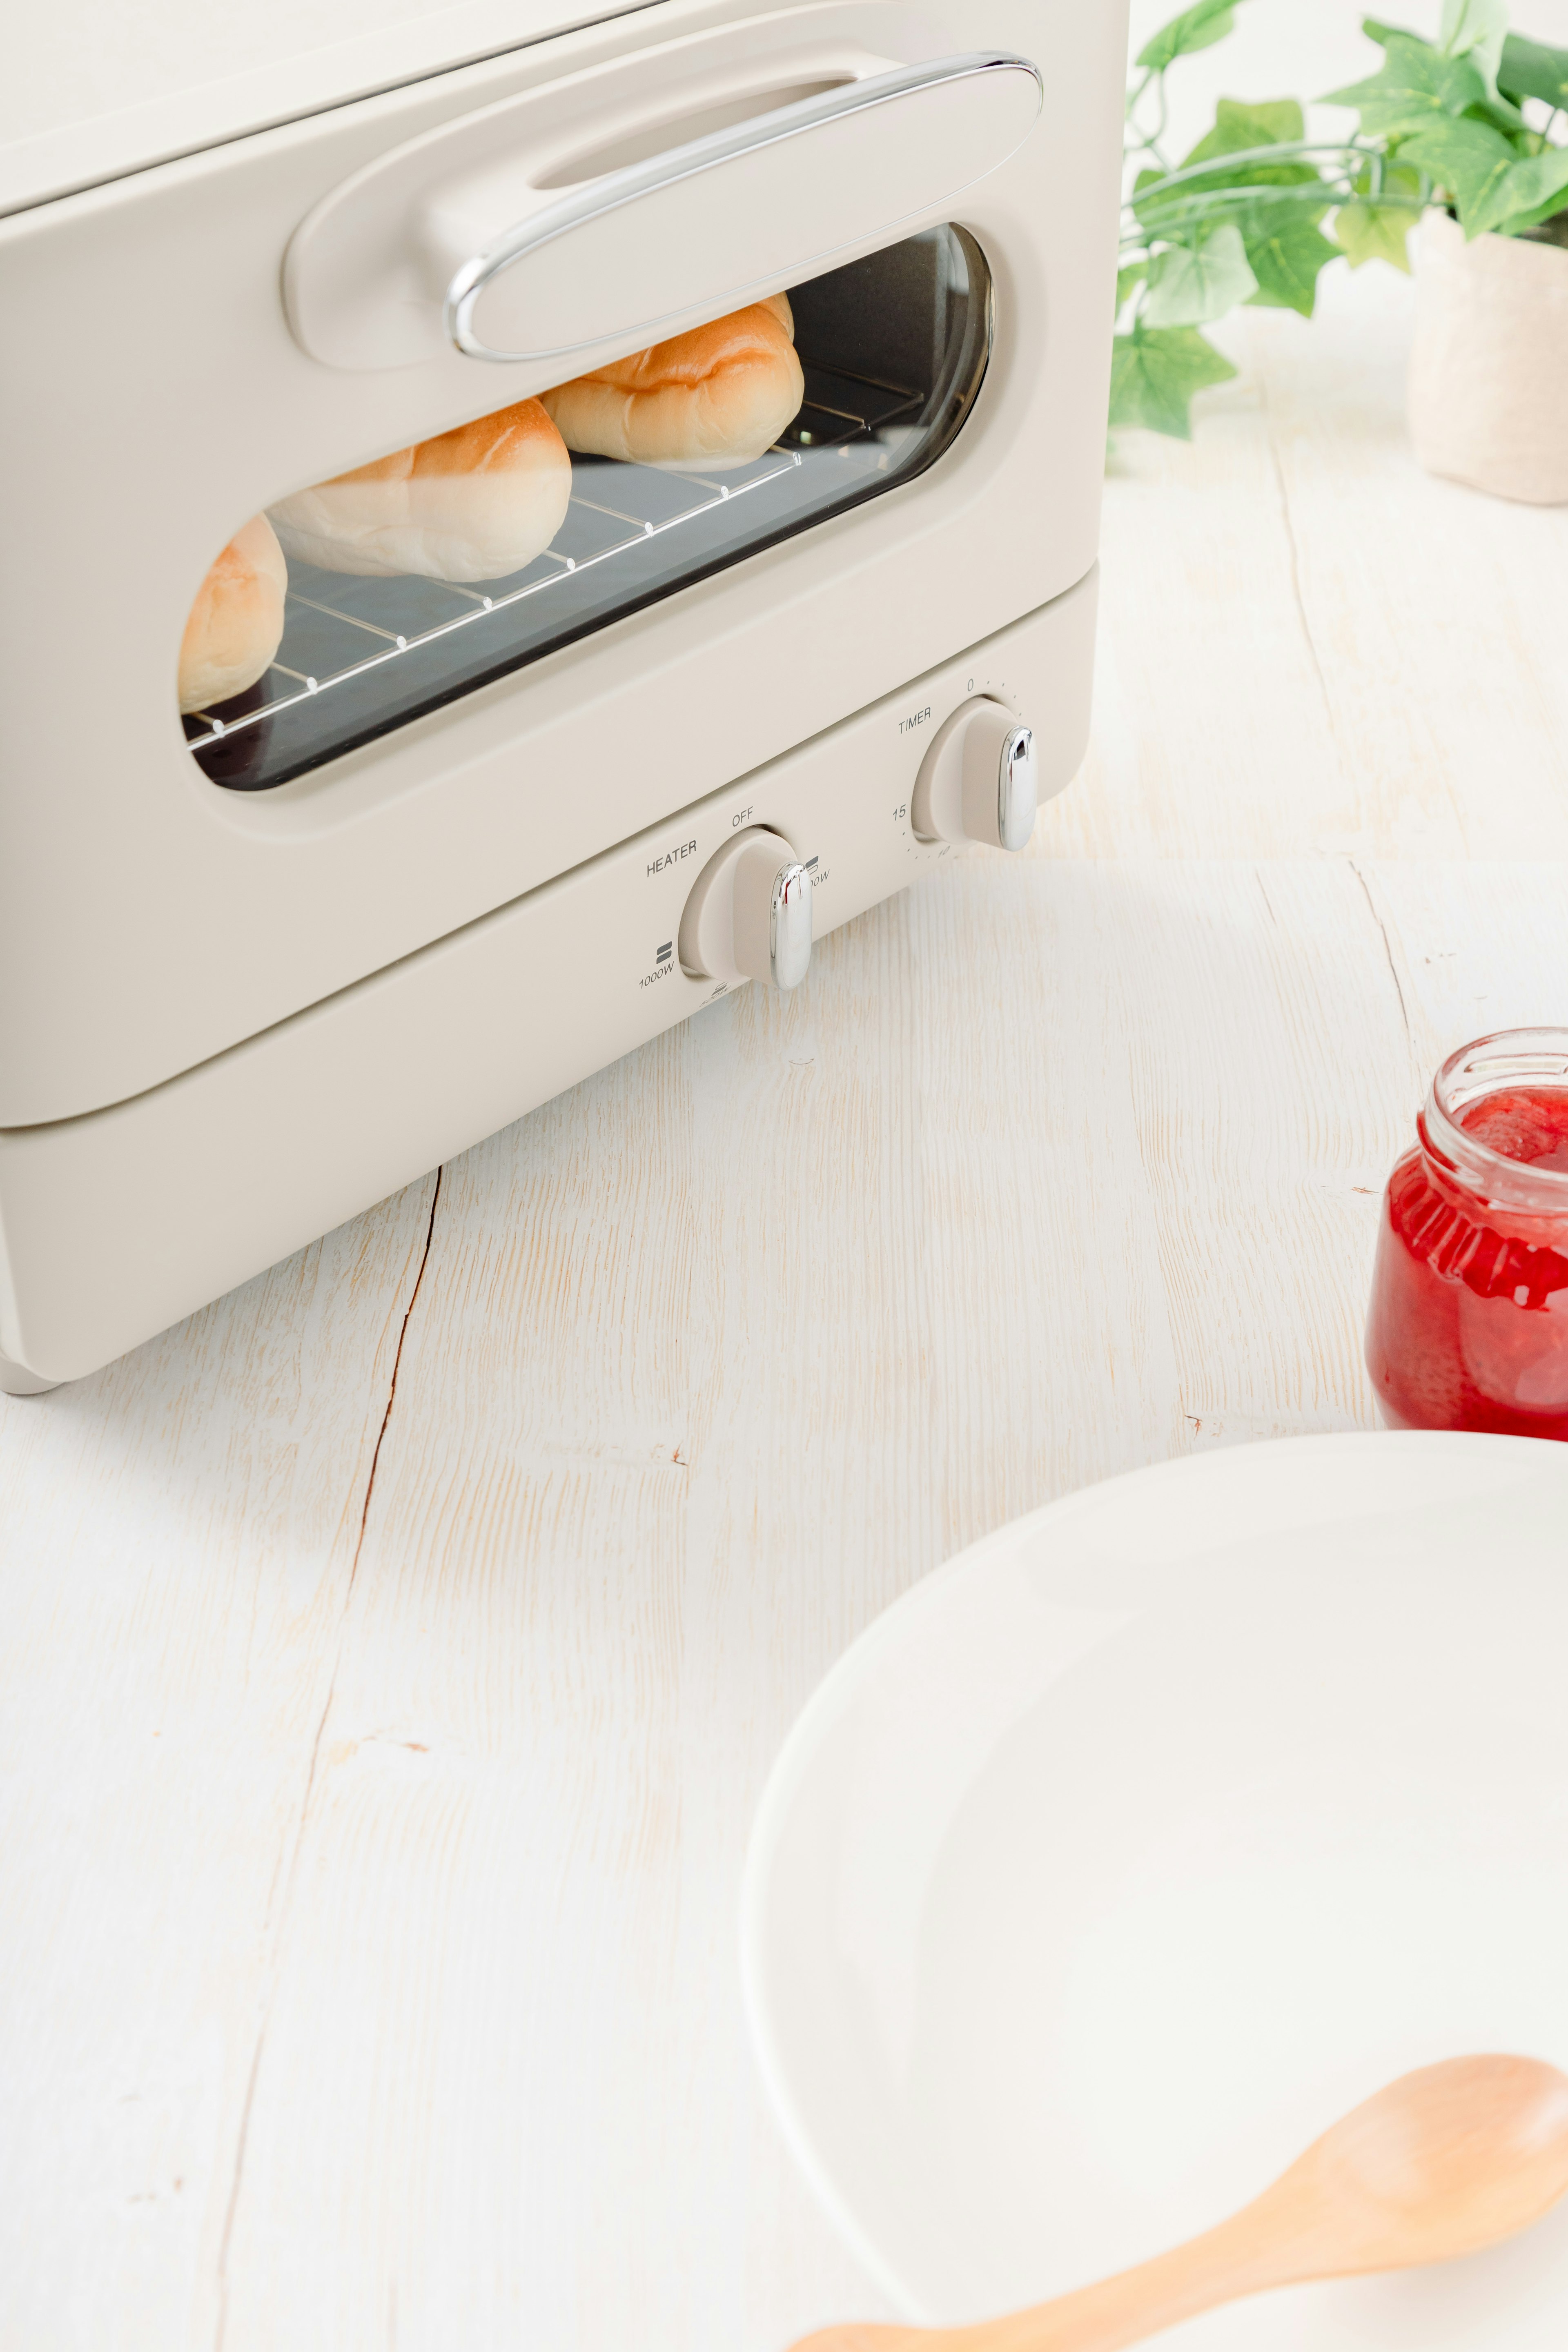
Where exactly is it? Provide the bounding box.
[911,699,1037,852]
[679,827,813,992]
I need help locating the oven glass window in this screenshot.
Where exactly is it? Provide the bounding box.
[181,227,991,793]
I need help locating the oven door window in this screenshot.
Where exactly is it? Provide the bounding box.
[182,227,991,793]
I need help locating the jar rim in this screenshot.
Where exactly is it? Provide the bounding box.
[1423,1027,1568,1215]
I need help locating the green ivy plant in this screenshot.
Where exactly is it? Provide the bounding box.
[1112,0,1568,440]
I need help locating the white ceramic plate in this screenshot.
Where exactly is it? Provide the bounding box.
[742,1433,1568,2348]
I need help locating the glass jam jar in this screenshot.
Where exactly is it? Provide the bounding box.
[1367,1029,1568,1437]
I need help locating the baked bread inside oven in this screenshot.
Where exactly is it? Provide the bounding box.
[178,512,288,714]
[540,293,803,470]
[268,398,572,582]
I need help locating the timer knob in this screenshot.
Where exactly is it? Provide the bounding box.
[911,698,1037,853]
[678,826,812,992]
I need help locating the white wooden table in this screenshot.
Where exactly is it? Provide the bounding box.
[5,9,1568,2343]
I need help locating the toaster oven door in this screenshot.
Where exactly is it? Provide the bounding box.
[184,226,992,793]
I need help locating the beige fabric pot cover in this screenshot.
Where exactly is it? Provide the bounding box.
[1408,209,1568,506]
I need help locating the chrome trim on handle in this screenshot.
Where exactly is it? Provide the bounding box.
[997,724,1037,853]
[444,51,1042,362]
[770,861,813,992]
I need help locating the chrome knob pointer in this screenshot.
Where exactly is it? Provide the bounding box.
[678,826,813,993]
[768,860,812,991]
[911,698,1039,852]
[997,722,1037,852]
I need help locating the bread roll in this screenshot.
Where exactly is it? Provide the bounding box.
[539,293,803,471]
[268,399,572,583]
[178,512,287,715]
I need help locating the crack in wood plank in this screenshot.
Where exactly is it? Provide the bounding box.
[210,1167,444,2351]
[1260,379,1338,746]
[1349,860,1412,1043]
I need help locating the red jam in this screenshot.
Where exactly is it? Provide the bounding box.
[1367,1073,1568,1439]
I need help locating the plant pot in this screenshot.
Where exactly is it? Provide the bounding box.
[1408,210,1568,506]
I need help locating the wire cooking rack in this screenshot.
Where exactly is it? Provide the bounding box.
[184,361,922,761]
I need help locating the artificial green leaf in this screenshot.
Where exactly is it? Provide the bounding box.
[1116,260,1147,314]
[1143,221,1259,323]
[1352,158,1426,202]
[1497,31,1568,109]
[1335,198,1417,268]
[1184,96,1305,158]
[1465,143,1568,237]
[1133,180,1338,257]
[1494,187,1568,238]
[1439,0,1508,93]
[1397,113,1519,230]
[1127,104,1326,249]
[1130,105,1325,250]
[1335,158,1424,267]
[1136,0,1247,72]
[1323,33,1487,135]
[1469,89,1530,137]
[1129,165,1179,243]
[1178,98,1325,189]
[1108,323,1238,437]
[1243,209,1342,313]
[1361,17,1423,44]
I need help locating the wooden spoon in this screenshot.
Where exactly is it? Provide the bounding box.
[791,2055,1568,2352]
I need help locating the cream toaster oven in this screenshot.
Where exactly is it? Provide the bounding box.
[0,0,1127,1392]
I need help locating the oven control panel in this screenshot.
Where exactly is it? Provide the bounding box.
[631,570,1096,1013]
[614,571,1096,1023]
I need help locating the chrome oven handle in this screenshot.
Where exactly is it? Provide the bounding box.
[285,46,1042,373]
[442,52,1042,364]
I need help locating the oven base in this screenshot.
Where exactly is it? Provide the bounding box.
[0,572,1096,1385]
[0,1348,59,1397]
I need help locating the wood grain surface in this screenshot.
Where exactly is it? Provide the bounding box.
[4,45,1568,2349]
